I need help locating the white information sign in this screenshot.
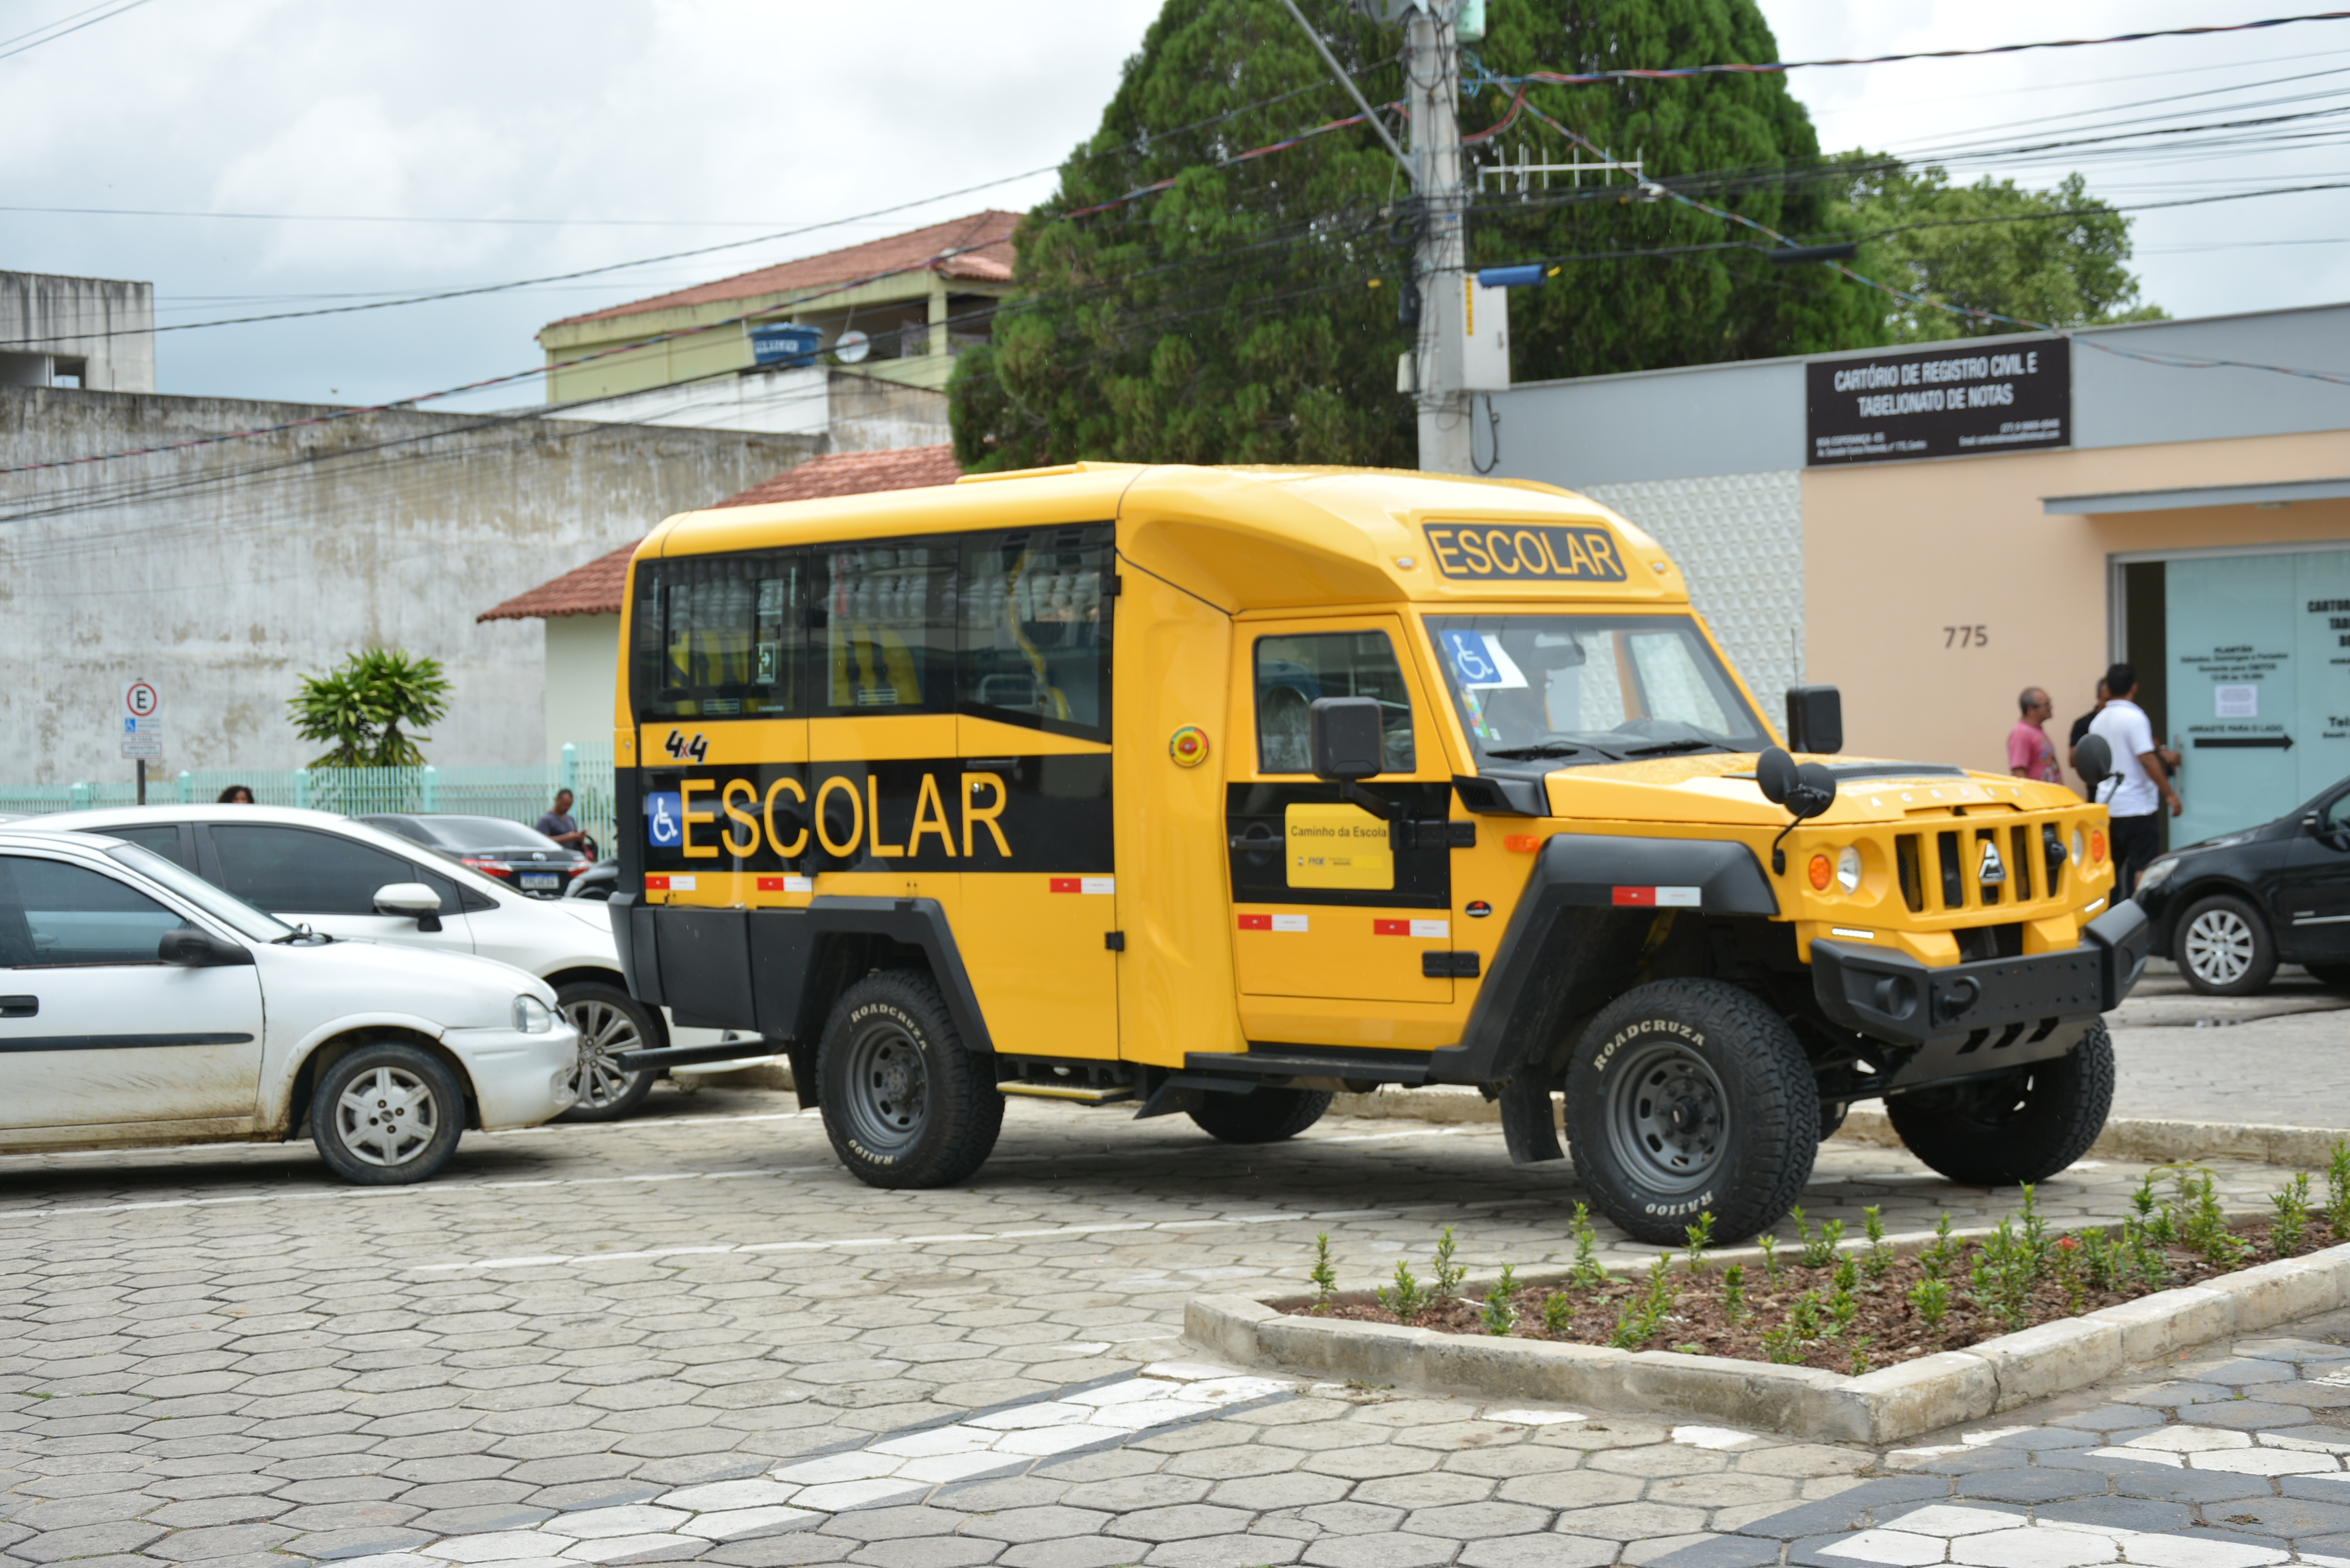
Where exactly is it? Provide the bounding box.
[120,681,164,762]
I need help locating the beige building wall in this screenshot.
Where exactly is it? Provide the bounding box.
[1803,429,2350,778]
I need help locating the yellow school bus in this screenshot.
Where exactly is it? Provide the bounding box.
[608,465,2147,1243]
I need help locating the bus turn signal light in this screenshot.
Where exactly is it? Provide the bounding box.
[1807,854,1834,891]
[1505,834,1541,853]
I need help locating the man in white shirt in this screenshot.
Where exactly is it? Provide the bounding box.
[2087,663,2182,897]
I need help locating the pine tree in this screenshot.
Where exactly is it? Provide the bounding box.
[951,0,1885,469]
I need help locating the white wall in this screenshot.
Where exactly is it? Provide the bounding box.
[0,386,815,783]
[544,614,623,762]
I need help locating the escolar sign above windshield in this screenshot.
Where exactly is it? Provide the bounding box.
[1423,523,1628,583]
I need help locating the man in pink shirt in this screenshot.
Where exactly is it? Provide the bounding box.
[2008,687,2061,784]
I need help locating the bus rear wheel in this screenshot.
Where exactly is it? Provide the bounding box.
[1564,978,1818,1247]
[1187,1086,1333,1144]
[816,970,1003,1189]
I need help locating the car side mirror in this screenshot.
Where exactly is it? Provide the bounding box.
[374,882,445,933]
[158,928,254,967]
[1309,697,1385,782]
[1784,685,1842,755]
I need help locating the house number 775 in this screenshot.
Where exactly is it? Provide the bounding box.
[1944,625,1989,648]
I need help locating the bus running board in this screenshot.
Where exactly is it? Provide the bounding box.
[998,1081,1135,1104]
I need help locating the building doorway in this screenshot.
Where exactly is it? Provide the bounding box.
[2115,545,2350,847]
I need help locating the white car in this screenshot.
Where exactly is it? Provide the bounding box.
[0,827,579,1182]
[30,804,711,1119]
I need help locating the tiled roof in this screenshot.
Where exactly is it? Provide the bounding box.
[478,445,963,622]
[711,443,962,510]
[546,212,1020,329]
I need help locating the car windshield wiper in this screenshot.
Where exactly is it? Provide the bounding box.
[1483,742,1590,759]
[271,923,329,945]
[1619,737,1732,757]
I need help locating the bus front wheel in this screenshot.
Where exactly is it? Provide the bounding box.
[816,970,1003,1189]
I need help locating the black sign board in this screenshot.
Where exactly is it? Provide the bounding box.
[1806,338,2070,466]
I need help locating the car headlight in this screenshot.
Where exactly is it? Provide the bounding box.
[512,995,555,1034]
[2138,857,2178,894]
[1836,846,1862,894]
[2070,827,2086,866]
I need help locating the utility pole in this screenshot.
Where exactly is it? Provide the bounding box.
[1283,0,1478,474]
[1403,4,1471,475]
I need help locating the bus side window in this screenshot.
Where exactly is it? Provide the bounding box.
[629,552,803,720]
[959,525,1112,740]
[1254,632,1416,775]
[813,545,955,714]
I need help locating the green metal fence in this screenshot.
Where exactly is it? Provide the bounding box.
[0,744,619,854]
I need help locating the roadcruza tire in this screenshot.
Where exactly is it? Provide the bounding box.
[1187,1086,1333,1145]
[1564,978,1818,1247]
[1885,1021,2115,1189]
[816,969,1003,1189]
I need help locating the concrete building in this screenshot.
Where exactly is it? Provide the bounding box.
[1,271,155,392]
[0,384,818,783]
[480,445,964,758]
[535,212,1017,445]
[1487,301,2350,848]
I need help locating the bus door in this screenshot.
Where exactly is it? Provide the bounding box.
[1226,618,1459,1036]
[952,526,1121,1062]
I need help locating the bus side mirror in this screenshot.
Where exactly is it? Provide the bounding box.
[1310,697,1385,782]
[1785,685,1843,755]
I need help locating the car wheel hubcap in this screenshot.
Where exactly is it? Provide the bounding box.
[1605,1039,1728,1193]
[2185,909,2254,985]
[841,1024,927,1155]
[335,1065,438,1168]
[563,1000,644,1110]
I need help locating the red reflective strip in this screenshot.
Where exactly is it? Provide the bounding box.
[1612,886,1655,906]
[757,877,786,892]
[645,875,671,891]
[1237,914,1272,930]
[1050,877,1082,894]
[1373,919,1410,936]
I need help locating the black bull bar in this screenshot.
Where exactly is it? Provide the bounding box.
[1808,900,2150,1090]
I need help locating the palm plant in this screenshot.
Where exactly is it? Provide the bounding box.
[288,649,451,767]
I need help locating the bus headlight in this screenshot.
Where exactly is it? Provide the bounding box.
[1836,847,1862,894]
[2070,827,2086,866]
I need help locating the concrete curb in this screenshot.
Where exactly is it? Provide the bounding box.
[1184,1241,2350,1445]
[1326,1087,2350,1169]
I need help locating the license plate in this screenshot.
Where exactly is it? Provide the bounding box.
[521,873,560,891]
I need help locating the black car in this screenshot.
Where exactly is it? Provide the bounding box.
[2135,778,2350,995]
[361,814,590,900]
[565,857,619,903]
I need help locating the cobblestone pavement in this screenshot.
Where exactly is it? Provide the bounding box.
[2115,964,2350,1123]
[1,1092,2341,1568]
[2107,966,2350,1128]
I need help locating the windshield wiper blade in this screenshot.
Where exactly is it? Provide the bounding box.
[1483,742,1588,759]
[1620,737,1730,757]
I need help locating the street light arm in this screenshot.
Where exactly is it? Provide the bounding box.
[1276,0,1414,181]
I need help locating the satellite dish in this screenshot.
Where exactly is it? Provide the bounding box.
[834,329,870,365]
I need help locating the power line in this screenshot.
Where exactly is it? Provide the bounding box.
[0,0,154,65]
[1495,11,2350,87]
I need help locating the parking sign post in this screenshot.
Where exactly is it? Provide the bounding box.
[120,681,164,804]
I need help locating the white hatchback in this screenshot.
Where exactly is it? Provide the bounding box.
[0,828,580,1183]
[33,804,712,1119]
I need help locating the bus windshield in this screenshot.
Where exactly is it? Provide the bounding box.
[1425,613,1770,766]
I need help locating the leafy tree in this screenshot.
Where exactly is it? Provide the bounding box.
[288,649,451,768]
[1840,160,2165,341]
[952,0,1885,469]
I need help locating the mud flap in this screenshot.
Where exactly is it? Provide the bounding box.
[1499,1073,1563,1164]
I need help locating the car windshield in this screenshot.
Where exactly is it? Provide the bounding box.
[1425,613,1770,766]
[103,842,297,941]
[413,816,567,852]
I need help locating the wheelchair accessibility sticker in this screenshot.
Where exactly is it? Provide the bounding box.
[646,791,684,848]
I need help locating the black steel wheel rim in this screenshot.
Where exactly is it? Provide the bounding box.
[840,1020,928,1154]
[1604,1039,1729,1194]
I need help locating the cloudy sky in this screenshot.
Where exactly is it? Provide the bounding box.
[4,0,2345,410]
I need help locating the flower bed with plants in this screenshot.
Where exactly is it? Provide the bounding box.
[1285,1149,2350,1376]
